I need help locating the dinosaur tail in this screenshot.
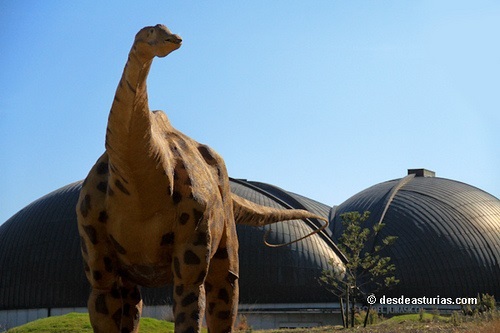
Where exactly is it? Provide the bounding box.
[231,193,329,247]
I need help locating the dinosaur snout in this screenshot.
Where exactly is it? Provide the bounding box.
[166,34,182,45]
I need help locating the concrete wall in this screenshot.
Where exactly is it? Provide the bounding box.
[0,307,87,331]
[238,303,342,329]
[241,311,342,329]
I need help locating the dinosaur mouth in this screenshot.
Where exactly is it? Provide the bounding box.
[166,35,182,45]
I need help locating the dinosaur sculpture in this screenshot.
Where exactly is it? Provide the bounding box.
[77,24,327,333]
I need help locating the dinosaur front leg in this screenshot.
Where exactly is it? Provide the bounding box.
[172,242,210,333]
[116,281,143,332]
[80,234,143,333]
[205,243,239,333]
[87,280,143,333]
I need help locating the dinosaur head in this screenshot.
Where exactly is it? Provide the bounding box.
[134,24,182,59]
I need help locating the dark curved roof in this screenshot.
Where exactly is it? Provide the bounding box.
[0,179,341,310]
[329,171,500,299]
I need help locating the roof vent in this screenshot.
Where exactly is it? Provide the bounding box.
[408,168,435,177]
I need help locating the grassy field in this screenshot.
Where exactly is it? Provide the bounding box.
[5,313,176,333]
[251,312,500,333]
[4,312,500,333]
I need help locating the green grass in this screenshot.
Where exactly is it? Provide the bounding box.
[6,311,500,333]
[6,313,174,333]
[382,312,449,323]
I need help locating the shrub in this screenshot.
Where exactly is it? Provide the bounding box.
[418,308,425,322]
[354,308,379,326]
[450,311,462,326]
[479,293,496,313]
[235,315,252,332]
[431,308,440,322]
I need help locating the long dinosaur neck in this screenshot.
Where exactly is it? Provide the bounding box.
[105,46,154,173]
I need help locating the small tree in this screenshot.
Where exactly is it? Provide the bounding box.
[320,211,399,327]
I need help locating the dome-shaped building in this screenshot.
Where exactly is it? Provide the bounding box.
[329,169,500,307]
[0,179,344,329]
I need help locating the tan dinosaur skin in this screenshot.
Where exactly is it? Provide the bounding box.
[77,24,327,333]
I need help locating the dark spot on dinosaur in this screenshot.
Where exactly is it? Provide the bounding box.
[218,288,229,304]
[109,234,127,255]
[98,210,109,223]
[173,257,182,278]
[172,191,182,204]
[175,284,184,296]
[193,209,204,224]
[93,270,102,281]
[184,250,201,265]
[161,232,175,245]
[193,232,207,246]
[217,311,230,320]
[115,179,131,195]
[104,257,113,272]
[114,95,121,103]
[83,225,98,244]
[170,143,179,157]
[123,303,131,317]
[129,287,141,301]
[198,145,217,165]
[97,162,109,174]
[80,194,91,218]
[111,285,121,299]
[177,138,188,150]
[195,270,206,284]
[179,213,190,225]
[97,181,108,193]
[95,293,109,315]
[191,309,200,321]
[183,326,196,333]
[208,302,216,315]
[181,292,198,307]
[213,247,228,260]
[118,287,128,299]
[175,312,186,325]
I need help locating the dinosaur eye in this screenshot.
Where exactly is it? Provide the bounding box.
[149,28,155,35]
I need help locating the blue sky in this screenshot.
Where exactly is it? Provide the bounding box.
[1,1,499,224]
